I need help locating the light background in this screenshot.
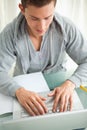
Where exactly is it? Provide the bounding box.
[0,0,87,39]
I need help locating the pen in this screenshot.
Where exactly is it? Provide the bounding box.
[80,85,87,92]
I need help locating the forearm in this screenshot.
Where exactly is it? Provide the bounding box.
[68,63,87,87]
[0,72,21,97]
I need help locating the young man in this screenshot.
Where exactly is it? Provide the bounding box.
[0,0,87,123]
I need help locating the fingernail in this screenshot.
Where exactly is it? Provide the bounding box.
[46,108,48,113]
[53,109,56,113]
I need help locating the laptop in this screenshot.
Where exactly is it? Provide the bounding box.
[13,90,84,119]
[12,72,83,119]
[0,91,86,130]
[0,72,86,130]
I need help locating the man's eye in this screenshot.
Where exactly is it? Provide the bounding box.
[45,17,52,20]
[45,18,49,20]
[31,18,38,21]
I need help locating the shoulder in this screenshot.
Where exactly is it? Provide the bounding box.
[53,12,75,28]
[53,12,80,38]
[0,13,25,40]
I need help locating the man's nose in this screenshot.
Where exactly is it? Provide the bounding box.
[38,20,46,29]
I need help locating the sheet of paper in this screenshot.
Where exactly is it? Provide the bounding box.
[0,93,13,115]
[13,72,50,92]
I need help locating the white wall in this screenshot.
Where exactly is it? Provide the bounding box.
[0,0,87,38]
[0,0,20,31]
[55,0,87,39]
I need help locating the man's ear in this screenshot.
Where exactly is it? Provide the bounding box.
[19,3,25,14]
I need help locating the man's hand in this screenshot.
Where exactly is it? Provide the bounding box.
[15,87,48,116]
[48,80,75,112]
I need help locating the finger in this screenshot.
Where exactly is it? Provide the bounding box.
[24,102,36,116]
[69,96,73,111]
[36,96,48,113]
[48,90,55,97]
[30,96,48,114]
[39,95,47,101]
[61,96,69,112]
[59,95,73,112]
[59,95,66,112]
[27,101,41,115]
[52,94,60,112]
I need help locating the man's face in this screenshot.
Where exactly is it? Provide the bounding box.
[19,2,55,37]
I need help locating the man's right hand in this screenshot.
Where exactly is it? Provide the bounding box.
[15,87,48,116]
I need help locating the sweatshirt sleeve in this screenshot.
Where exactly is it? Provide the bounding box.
[0,25,22,97]
[65,22,87,87]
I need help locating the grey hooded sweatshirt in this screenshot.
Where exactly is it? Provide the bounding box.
[0,12,87,97]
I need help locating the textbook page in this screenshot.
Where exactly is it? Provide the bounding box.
[0,94,13,115]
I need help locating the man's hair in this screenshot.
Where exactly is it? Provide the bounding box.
[21,0,57,8]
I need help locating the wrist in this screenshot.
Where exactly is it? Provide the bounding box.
[65,80,76,89]
[15,87,25,97]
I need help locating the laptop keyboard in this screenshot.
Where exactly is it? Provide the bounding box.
[20,91,70,118]
[13,91,83,119]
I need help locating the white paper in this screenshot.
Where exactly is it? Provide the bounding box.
[13,72,50,92]
[0,94,13,115]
